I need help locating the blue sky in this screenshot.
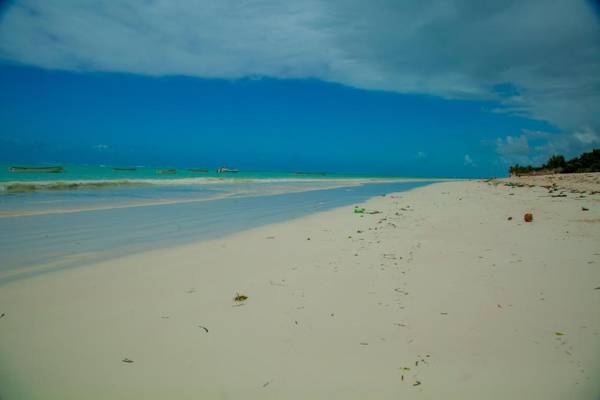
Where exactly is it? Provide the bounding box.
[1,1,599,177]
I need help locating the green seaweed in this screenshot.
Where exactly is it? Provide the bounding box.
[234,293,248,302]
[4,180,148,193]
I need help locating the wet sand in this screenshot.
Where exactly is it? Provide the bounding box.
[0,178,598,399]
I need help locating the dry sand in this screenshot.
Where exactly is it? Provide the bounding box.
[0,178,599,399]
[494,172,600,193]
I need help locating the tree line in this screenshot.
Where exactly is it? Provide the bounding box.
[509,148,600,176]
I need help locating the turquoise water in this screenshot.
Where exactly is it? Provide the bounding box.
[0,164,430,216]
[0,179,371,217]
[0,163,437,282]
[0,164,403,184]
[0,180,433,283]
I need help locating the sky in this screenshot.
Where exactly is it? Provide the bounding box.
[0,0,599,177]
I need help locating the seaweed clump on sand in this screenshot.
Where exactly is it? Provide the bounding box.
[234,293,248,302]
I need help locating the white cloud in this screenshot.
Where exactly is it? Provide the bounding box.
[464,154,474,166]
[495,134,530,164]
[573,127,600,145]
[93,144,109,150]
[495,127,600,166]
[532,129,599,159]
[416,151,427,159]
[0,1,599,133]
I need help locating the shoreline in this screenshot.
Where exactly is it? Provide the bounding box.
[0,181,433,283]
[0,178,598,399]
[0,178,443,218]
[0,175,453,192]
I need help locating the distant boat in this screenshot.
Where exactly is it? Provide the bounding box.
[216,167,239,173]
[9,166,64,173]
[113,167,137,171]
[188,168,209,173]
[157,169,177,174]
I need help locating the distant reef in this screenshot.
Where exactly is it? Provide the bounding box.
[1,180,148,193]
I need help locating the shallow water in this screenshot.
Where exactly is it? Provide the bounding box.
[0,180,431,282]
[0,164,409,185]
[0,180,361,216]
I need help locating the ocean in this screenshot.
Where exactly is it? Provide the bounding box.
[0,164,435,282]
[0,164,396,185]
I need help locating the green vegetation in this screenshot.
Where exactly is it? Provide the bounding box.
[509,148,600,176]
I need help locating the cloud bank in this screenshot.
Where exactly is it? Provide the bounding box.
[1,0,599,136]
[495,127,600,166]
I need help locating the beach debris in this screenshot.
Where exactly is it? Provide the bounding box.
[555,332,565,336]
[0,313,5,319]
[306,237,311,241]
[582,207,589,211]
[197,325,209,333]
[594,286,600,290]
[441,312,448,316]
[413,381,422,387]
[524,213,533,222]
[366,210,382,214]
[122,358,134,363]
[507,216,513,220]
[354,206,365,214]
[360,342,369,345]
[265,236,276,239]
[262,381,271,388]
[234,293,248,303]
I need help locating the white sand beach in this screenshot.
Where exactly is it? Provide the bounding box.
[0,177,599,399]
